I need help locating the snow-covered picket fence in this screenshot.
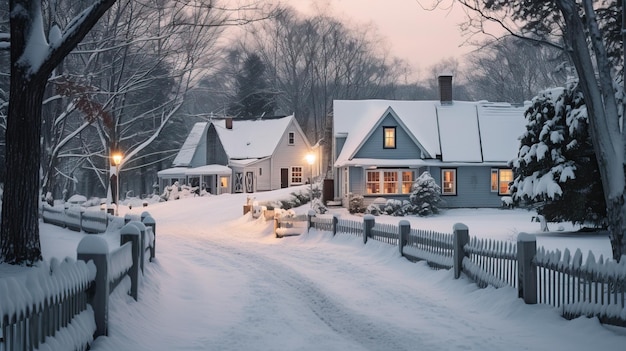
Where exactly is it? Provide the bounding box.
[403,227,454,269]
[0,259,96,351]
[534,247,626,326]
[462,237,518,289]
[306,213,626,327]
[371,222,399,245]
[1,215,158,349]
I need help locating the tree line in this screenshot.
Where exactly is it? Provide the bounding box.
[0,0,602,264]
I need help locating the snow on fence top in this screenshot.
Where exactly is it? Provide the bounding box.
[0,258,95,323]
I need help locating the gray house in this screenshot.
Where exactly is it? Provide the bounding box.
[333,77,527,208]
[158,115,317,194]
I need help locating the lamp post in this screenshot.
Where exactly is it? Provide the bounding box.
[112,152,123,216]
[305,153,315,207]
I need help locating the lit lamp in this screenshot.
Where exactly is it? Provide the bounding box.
[305,153,315,207]
[112,152,123,216]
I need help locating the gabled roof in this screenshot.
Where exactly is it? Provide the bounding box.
[213,115,295,159]
[334,99,526,167]
[173,122,208,167]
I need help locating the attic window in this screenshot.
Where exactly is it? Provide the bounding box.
[383,127,396,149]
[288,132,295,145]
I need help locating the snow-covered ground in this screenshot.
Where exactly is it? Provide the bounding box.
[5,185,626,350]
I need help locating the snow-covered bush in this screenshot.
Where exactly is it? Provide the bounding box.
[383,199,413,216]
[348,194,366,214]
[409,171,442,216]
[365,203,382,215]
[311,198,328,214]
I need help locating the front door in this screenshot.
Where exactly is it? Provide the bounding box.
[245,171,254,193]
[234,172,243,193]
[281,168,289,188]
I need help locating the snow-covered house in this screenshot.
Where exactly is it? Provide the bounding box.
[158,115,317,194]
[333,76,527,208]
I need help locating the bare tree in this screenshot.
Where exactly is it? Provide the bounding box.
[465,36,568,103]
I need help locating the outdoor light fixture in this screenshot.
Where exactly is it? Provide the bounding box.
[111,151,123,215]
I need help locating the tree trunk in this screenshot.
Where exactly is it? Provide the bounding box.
[1,75,45,264]
[557,0,626,261]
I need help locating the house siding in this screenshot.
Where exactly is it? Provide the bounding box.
[354,113,422,160]
[430,166,503,208]
[255,158,272,191]
[349,167,364,194]
[206,125,229,166]
[270,120,313,190]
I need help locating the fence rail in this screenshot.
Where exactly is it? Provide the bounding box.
[1,213,157,350]
[306,212,626,327]
[41,204,109,234]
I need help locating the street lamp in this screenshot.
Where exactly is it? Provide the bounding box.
[305,153,315,207]
[112,152,123,216]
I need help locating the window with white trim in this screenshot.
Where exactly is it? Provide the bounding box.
[366,171,380,194]
[291,166,303,184]
[441,169,456,195]
[288,132,295,145]
[491,168,513,195]
[401,171,413,193]
[365,169,414,194]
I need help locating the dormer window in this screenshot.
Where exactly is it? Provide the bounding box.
[383,127,396,149]
[288,132,295,145]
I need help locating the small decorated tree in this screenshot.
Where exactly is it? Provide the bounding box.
[409,172,442,216]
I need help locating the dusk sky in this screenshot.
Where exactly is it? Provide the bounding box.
[288,0,479,79]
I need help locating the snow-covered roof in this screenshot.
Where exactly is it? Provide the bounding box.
[229,158,267,168]
[334,100,526,167]
[157,167,188,177]
[185,165,232,176]
[173,123,208,167]
[214,116,294,159]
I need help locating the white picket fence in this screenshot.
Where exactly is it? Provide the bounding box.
[306,212,626,327]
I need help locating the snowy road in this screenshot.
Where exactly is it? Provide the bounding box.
[89,192,626,350]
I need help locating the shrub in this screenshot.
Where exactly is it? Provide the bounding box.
[348,194,366,214]
[409,171,442,216]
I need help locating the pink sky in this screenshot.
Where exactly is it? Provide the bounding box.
[288,0,477,80]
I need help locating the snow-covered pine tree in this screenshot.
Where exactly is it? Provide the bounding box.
[409,171,442,216]
[510,85,606,226]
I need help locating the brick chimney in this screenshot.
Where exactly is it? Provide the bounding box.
[225,117,233,130]
[438,75,453,104]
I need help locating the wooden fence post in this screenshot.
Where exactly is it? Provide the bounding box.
[140,211,151,222]
[332,214,338,236]
[307,210,316,232]
[399,220,410,256]
[453,223,469,279]
[120,224,141,301]
[363,215,375,244]
[517,232,537,304]
[143,215,156,261]
[129,221,147,274]
[77,236,110,338]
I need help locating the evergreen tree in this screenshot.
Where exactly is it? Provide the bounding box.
[511,85,606,226]
[409,171,442,216]
[228,53,275,118]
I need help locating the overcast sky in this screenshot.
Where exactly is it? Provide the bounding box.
[287,0,477,79]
